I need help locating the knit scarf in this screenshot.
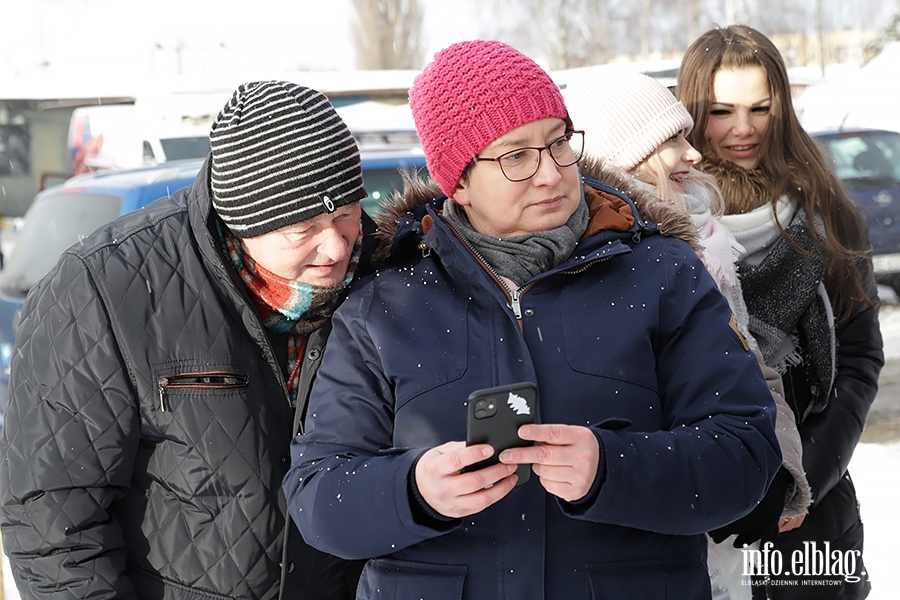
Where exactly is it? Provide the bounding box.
[720,199,836,418]
[441,188,590,285]
[220,222,362,403]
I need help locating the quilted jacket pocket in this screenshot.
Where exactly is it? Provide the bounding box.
[157,371,249,412]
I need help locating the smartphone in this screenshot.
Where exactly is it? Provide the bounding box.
[465,381,538,486]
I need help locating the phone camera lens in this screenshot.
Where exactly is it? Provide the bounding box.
[472,398,497,419]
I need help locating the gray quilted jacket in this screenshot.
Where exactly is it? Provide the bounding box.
[0,159,365,600]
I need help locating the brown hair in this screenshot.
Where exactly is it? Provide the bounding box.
[676,24,872,320]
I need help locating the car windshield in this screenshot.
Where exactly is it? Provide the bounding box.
[1,193,122,297]
[818,132,900,186]
[160,136,211,161]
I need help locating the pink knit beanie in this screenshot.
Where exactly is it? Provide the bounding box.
[562,69,693,171]
[409,40,569,197]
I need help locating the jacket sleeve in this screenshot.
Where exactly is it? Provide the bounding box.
[284,282,445,560]
[0,253,140,599]
[800,265,883,504]
[567,242,783,535]
[758,353,812,518]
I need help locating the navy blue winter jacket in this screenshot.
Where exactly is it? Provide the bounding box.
[284,177,782,600]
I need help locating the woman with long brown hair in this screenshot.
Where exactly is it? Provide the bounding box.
[677,24,884,599]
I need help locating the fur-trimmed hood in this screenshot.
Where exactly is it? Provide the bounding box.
[578,157,701,251]
[373,161,701,262]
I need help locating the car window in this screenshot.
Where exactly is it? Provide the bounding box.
[160,136,211,161]
[361,166,424,215]
[143,140,156,162]
[0,193,122,297]
[819,133,900,183]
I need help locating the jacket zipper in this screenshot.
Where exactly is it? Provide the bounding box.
[560,254,614,276]
[157,371,249,412]
[436,221,533,323]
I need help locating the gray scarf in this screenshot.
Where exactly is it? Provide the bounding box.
[725,200,836,418]
[442,189,589,285]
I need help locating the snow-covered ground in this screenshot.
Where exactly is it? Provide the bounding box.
[850,441,900,599]
[2,311,899,599]
[852,295,900,599]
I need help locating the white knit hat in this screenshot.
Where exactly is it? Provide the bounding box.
[562,68,693,171]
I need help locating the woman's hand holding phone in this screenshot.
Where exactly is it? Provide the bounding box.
[414,441,518,518]
[499,423,601,502]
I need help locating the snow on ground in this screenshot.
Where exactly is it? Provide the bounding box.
[850,441,900,599]
[877,301,900,360]
[1,549,13,600]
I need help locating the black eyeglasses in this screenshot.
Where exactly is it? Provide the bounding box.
[474,130,585,182]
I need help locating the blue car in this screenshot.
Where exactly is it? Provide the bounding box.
[0,147,428,426]
[811,128,900,293]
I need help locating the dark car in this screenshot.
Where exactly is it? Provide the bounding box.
[811,128,900,292]
[0,147,429,427]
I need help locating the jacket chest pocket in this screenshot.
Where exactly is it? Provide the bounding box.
[144,365,271,497]
[157,371,250,412]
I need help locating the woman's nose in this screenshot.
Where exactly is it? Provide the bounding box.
[732,112,754,135]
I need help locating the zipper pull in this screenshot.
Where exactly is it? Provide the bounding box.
[158,377,168,412]
[509,289,523,320]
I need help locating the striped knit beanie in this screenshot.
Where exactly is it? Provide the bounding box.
[209,81,366,238]
[409,40,568,197]
[563,69,693,171]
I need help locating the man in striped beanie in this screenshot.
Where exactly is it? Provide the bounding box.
[0,80,371,599]
[210,81,366,237]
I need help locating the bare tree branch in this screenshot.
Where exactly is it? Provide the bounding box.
[469,0,898,68]
[352,0,424,69]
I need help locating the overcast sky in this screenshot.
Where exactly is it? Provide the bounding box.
[0,0,481,84]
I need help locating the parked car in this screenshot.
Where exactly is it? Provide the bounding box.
[811,128,900,292]
[0,146,429,427]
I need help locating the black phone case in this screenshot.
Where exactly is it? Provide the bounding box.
[466,381,537,485]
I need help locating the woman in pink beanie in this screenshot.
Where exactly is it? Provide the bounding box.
[564,68,812,600]
[285,40,782,599]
